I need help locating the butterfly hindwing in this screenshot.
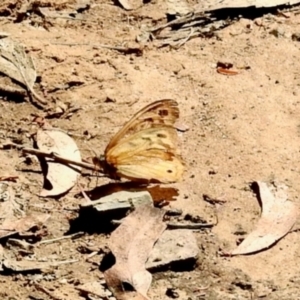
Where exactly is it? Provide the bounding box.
[106,127,183,183]
[115,154,183,183]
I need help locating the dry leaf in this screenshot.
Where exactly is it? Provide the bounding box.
[117,0,142,10]
[36,129,81,197]
[104,204,166,299]
[0,37,36,88]
[0,37,46,105]
[0,183,49,239]
[231,181,299,255]
[0,214,50,236]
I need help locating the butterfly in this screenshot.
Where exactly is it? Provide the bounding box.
[95,99,184,183]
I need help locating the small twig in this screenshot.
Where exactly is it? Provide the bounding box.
[193,285,210,293]
[150,11,205,32]
[38,232,84,245]
[165,208,183,216]
[27,85,48,106]
[290,226,300,233]
[172,27,195,49]
[0,176,18,182]
[52,259,78,266]
[34,284,63,300]
[51,42,90,46]
[111,219,216,229]
[80,196,110,208]
[22,147,100,172]
[51,41,143,55]
[78,184,93,205]
[92,44,143,55]
[85,251,99,262]
[0,83,27,97]
[0,141,23,150]
[167,222,215,229]
[203,194,227,205]
[0,32,9,38]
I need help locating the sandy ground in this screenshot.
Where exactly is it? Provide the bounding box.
[0,0,300,299]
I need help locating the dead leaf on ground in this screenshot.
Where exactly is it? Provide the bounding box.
[104,204,166,300]
[36,129,82,197]
[117,0,143,10]
[0,37,47,106]
[0,183,50,239]
[0,214,50,239]
[230,181,299,255]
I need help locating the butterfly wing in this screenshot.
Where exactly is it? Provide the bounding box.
[105,99,179,155]
[105,126,184,183]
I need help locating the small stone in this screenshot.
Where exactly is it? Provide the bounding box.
[292,33,300,41]
[76,281,111,298]
[166,287,180,298]
[269,27,285,38]
[146,229,199,270]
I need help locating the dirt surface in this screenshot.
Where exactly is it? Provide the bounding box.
[1,0,300,299]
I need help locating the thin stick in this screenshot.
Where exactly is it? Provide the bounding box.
[51,42,143,54]
[166,222,215,229]
[0,83,27,97]
[85,251,99,262]
[172,27,195,49]
[34,284,63,300]
[92,44,143,54]
[22,147,101,172]
[111,219,216,229]
[38,232,84,245]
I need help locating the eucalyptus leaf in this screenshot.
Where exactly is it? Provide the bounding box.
[0,37,47,106]
[0,37,36,89]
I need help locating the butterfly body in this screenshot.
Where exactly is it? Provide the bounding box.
[101,100,184,183]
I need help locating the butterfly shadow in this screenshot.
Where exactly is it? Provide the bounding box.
[67,181,179,235]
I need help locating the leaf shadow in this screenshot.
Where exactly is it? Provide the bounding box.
[67,182,179,235]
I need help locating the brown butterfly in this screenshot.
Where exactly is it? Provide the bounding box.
[95,99,184,183]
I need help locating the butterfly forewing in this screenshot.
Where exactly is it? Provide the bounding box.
[105,99,179,155]
[107,126,180,160]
